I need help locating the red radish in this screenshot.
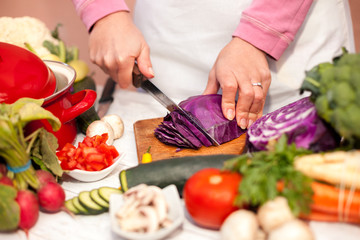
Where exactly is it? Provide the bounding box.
[16,190,40,235]
[0,175,13,186]
[35,169,56,186]
[0,163,7,175]
[37,182,65,213]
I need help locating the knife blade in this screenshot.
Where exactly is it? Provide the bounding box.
[132,63,220,146]
[97,77,116,118]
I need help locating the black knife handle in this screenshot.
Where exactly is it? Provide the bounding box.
[99,77,116,103]
[132,62,147,88]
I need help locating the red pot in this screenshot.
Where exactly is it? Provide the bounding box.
[27,61,97,149]
[0,43,96,149]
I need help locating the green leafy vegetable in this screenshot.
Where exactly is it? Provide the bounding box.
[223,135,313,216]
[0,98,61,189]
[300,48,360,148]
[0,185,20,231]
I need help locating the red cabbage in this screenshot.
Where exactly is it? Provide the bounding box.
[155,94,246,149]
[247,97,340,152]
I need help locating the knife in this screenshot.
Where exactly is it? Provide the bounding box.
[132,63,220,146]
[97,77,116,118]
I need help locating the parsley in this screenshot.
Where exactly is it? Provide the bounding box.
[223,135,313,216]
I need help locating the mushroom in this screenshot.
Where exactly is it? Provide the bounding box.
[257,196,295,233]
[101,114,124,139]
[268,219,314,240]
[86,120,115,145]
[220,209,259,240]
[115,184,172,233]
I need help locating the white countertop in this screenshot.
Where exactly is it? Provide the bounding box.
[1,89,360,240]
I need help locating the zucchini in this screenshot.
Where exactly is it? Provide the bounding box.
[71,76,100,134]
[75,106,100,134]
[64,199,79,215]
[98,187,122,203]
[72,75,96,93]
[89,189,109,209]
[72,196,89,215]
[119,154,237,197]
[78,191,106,214]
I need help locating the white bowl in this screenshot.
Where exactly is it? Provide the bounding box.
[109,184,184,240]
[64,153,125,182]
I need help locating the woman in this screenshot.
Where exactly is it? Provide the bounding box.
[71,0,354,129]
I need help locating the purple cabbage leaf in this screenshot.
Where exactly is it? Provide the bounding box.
[154,94,246,149]
[247,97,340,152]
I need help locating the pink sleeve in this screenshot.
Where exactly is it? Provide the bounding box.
[233,0,313,60]
[72,0,129,31]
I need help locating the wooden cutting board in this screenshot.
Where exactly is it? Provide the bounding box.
[133,117,247,162]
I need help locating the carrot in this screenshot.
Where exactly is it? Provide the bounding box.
[311,181,360,214]
[301,181,360,224]
[301,210,360,224]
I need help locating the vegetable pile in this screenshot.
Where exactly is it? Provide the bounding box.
[300,49,360,148]
[247,97,340,152]
[155,94,246,149]
[0,98,68,234]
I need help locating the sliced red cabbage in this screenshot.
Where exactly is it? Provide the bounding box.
[154,94,246,149]
[247,97,340,152]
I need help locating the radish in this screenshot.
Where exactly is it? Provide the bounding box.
[37,182,65,213]
[0,175,13,186]
[16,190,40,235]
[35,169,56,187]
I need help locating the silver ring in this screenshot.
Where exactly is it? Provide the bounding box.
[252,82,263,89]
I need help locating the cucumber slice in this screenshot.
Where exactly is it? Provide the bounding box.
[90,189,109,209]
[98,187,122,203]
[78,191,105,214]
[65,199,79,214]
[72,196,89,215]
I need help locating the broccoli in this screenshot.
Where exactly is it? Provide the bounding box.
[300,48,360,148]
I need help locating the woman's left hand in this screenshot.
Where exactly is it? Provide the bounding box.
[203,37,271,129]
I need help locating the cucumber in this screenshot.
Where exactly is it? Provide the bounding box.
[119,154,237,197]
[65,198,79,215]
[89,189,109,209]
[72,196,89,215]
[98,187,122,203]
[78,191,106,214]
[71,76,100,134]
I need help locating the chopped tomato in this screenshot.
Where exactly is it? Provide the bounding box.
[57,133,119,171]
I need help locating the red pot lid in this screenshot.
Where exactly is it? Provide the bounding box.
[0,42,57,104]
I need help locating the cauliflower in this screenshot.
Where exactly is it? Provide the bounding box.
[0,16,58,56]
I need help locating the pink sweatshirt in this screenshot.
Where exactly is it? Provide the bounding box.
[72,0,313,60]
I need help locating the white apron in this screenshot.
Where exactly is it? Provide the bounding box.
[133,0,355,113]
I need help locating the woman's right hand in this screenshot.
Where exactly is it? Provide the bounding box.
[88,11,154,88]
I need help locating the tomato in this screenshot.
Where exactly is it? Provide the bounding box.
[183,168,242,230]
[56,133,119,171]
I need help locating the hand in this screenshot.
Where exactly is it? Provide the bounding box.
[88,11,154,88]
[203,37,271,129]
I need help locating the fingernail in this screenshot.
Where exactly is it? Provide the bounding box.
[226,109,235,120]
[248,119,254,128]
[240,118,247,129]
[149,67,155,77]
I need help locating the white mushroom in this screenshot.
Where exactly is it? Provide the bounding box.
[220,209,259,240]
[257,196,295,233]
[115,184,172,233]
[268,219,314,240]
[138,206,160,233]
[101,114,124,139]
[86,120,114,145]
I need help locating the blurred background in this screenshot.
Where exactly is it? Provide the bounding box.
[1,0,359,86]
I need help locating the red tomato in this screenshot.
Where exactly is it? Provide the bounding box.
[183,168,242,229]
